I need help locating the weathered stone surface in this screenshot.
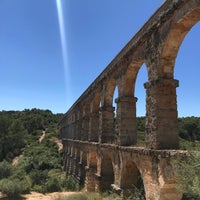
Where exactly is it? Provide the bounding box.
[62,140,185,200]
[58,0,200,199]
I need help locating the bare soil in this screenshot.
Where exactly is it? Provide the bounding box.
[23,192,77,200]
[39,131,46,143]
[0,192,77,200]
[50,137,63,151]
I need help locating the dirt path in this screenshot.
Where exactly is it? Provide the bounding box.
[23,192,77,200]
[50,137,63,151]
[0,192,77,200]
[39,131,46,143]
[39,131,63,152]
[12,154,23,166]
[12,131,46,166]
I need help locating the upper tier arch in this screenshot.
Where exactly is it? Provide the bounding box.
[59,0,200,149]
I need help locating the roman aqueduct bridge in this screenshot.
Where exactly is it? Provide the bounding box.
[58,0,200,199]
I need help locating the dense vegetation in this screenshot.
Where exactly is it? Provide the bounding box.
[174,151,200,200]
[0,109,62,161]
[0,110,200,199]
[0,109,78,198]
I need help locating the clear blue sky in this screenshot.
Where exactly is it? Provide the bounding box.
[0,0,199,116]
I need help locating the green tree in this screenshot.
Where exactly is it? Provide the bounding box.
[0,160,13,179]
[7,120,27,158]
[174,151,200,199]
[0,115,11,161]
[179,117,200,141]
[137,117,145,132]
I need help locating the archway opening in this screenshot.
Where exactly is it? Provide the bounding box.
[121,160,145,199]
[99,78,116,144]
[175,22,200,117]
[78,107,83,140]
[112,86,119,142]
[100,154,114,192]
[89,93,100,142]
[174,21,200,149]
[135,64,148,146]
[160,10,200,198]
[80,151,87,186]
[82,103,90,141]
[112,86,118,118]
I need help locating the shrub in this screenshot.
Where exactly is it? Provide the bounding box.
[32,184,45,193]
[0,179,20,199]
[44,176,62,193]
[101,191,145,200]
[64,193,88,200]
[62,176,80,191]
[29,169,48,186]
[0,178,28,199]
[174,151,200,199]
[0,160,13,179]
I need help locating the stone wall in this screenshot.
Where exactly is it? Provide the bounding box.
[63,139,185,200]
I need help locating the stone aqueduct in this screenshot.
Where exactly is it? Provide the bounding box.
[58,0,200,199]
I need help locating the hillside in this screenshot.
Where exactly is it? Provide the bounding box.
[0,109,79,198]
[0,109,63,162]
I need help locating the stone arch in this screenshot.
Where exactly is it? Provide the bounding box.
[99,78,116,143]
[81,102,90,141]
[81,150,88,168]
[121,160,145,198]
[143,3,200,149]
[88,151,97,169]
[99,153,114,192]
[76,105,83,140]
[114,61,148,146]
[158,158,183,200]
[73,111,78,139]
[161,5,200,78]
[66,145,75,175]
[103,78,117,106]
[124,60,144,96]
[85,150,98,192]
[91,92,101,112]
[112,85,119,113]
[79,150,88,186]
[83,102,90,116]
[134,64,149,146]
[175,22,200,117]
[113,86,119,141]
[89,92,101,142]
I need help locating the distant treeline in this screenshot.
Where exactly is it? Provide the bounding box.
[0,109,63,162]
[137,116,200,142]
